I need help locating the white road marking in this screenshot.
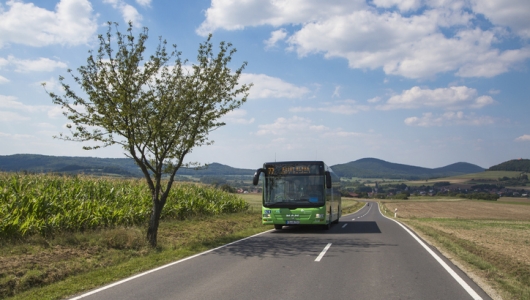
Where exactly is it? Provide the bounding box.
[69,230,274,299]
[315,243,332,262]
[377,204,483,300]
[342,224,347,228]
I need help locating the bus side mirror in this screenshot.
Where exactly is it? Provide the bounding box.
[325,171,332,189]
[253,168,266,185]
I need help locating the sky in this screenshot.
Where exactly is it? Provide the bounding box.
[0,0,529,170]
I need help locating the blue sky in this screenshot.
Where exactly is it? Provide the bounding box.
[1,0,529,170]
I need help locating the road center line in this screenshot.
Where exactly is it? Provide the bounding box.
[342,224,347,228]
[315,243,332,262]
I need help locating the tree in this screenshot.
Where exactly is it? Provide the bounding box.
[45,22,251,247]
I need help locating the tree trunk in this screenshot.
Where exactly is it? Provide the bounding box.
[147,199,163,247]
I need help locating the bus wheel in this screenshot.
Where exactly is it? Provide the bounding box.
[274,225,283,230]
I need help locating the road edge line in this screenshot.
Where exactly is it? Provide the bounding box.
[69,229,274,299]
[377,203,483,300]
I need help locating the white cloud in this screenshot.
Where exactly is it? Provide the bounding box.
[471,0,530,39]
[0,0,97,48]
[373,0,422,12]
[0,75,9,84]
[2,56,67,73]
[488,89,501,95]
[256,116,328,136]
[240,73,310,99]
[290,101,369,115]
[256,115,363,139]
[135,0,151,7]
[332,85,341,98]
[196,0,367,36]
[377,86,495,110]
[223,109,255,125]
[515,134,530,142]
[367,96,381,103]
[39,77,62,92]
[197,0,530,79]
[103,0,142,26]
[404,111,495,127]
[264,28,288,49]
[0,111,30,122]
[288,14,530,79]
[0,95,55,115]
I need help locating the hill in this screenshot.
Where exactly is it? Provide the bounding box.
[487,159,530,172]
[331,158,485,180]
[0,154,486,179]
[0,154,254,177]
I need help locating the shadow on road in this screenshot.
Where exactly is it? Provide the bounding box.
[271,221,381,234]
[212,221,394,259]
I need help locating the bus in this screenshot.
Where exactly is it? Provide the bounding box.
[252,161,341,230]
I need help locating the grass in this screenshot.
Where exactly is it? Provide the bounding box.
[2,188,361,300]
[1,211,271,300]
[380,200,530,300]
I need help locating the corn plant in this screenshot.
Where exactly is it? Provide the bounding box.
[0,173,248,238]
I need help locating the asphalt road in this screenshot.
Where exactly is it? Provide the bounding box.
[70,203,491,300]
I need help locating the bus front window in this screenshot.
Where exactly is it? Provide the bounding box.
[264,175,324,206]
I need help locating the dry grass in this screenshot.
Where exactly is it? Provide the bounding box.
[389,200,530,220]
[382,200,530,300]
[0,212,268,299]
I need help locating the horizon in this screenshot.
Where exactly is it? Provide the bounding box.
[4,153,524,170]
[1,0,529,170]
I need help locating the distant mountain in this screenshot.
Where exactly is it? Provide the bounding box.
[0,154,143,177]
[488,159,530,172]
[176,163,254,176]
[331,158,485,179]
[0,154,254,177]
[0,154,485,179]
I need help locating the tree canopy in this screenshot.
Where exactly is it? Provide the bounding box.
[45,22,252,246]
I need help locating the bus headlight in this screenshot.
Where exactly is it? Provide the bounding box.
[263,214,271,218]
[315,214,323,218]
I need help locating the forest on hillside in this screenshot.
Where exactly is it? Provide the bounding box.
[488,159,530,172]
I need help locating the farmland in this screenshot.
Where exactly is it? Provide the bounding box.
[0,173,249,238]
[381,199,530,300]
[0,172,256,299]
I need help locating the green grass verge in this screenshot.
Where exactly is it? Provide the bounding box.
[2,211,272,300]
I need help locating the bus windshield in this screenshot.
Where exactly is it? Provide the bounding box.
[264,175,325,207]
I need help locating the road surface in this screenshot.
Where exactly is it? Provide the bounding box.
[70,202,491,300]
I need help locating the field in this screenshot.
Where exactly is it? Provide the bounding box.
[0,173,363,299]
[381,199,530,300]
[0,173,254,299]
[405,171,524,186]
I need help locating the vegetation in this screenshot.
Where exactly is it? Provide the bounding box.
[44,22,251,247]
[0,211,265,299]
[488,159,530,172]
[0,173,248,239]
[332,158,484,179]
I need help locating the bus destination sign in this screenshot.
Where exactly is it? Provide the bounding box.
[266,164,321,175]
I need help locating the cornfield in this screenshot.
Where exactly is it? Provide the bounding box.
[0,172,249,238]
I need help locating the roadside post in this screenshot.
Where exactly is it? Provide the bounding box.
[394,208,397,218]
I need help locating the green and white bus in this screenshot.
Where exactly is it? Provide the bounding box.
[253,161,341,230]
